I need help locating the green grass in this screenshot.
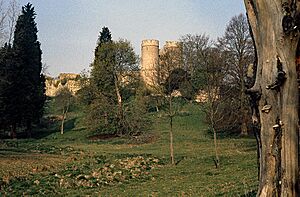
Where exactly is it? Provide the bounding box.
[0,102,258,196]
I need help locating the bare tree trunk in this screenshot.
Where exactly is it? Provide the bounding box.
[104,112,108,125]
[170,115,174,165]
[60,116,65,135]
[169,95,175,165]
[60,105,69,135]
[213,126,219,168]
[114,74,124,135]
[240,79,248,136]
[210,109,220,168]
[115,80,123,120]
[245,1,299,195]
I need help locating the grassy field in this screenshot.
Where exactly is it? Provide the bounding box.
[0,102,258,196]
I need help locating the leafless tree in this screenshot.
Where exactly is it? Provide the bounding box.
[0,0,8,45]
[180,34,211,75]
[149,45,183,165]
[218,14,255,136]
[195,47,232,168]
[7,0,19,44]
[0,0,19,45]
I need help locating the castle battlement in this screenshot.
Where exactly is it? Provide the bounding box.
[142,39,159,47]
[165,41,181,48]
[58,73,80,80]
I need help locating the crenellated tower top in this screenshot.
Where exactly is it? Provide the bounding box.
[142,39,159,47]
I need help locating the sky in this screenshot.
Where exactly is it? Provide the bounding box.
[18,0,246,76]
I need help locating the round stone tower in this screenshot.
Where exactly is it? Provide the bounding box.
[141,39,159,87]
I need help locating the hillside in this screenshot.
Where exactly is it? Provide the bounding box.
[0,101,258,196]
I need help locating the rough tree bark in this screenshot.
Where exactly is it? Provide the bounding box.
[244,0,299,196]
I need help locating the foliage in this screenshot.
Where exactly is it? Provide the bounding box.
[0,3,45,138]
[80,27,148,136]
[0,44,23,139]
[1,154,162,196]
[12,3,45,135]
[121,84,152,136]
[181,16,254,136]
[164,68,195,100]
[54,88,73,112]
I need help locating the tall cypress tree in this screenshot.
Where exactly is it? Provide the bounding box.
[0,44,19,137]
[13,3,45,136]
[86,27,117,132]
[91,27,115,101]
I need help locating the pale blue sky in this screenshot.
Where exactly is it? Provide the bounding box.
[19,0,246,76]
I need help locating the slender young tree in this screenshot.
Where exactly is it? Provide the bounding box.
[154,45,183,165]
[194,47,231,168]
[13,3,45,137]
[245,0,300,195]
[54,87,73,135]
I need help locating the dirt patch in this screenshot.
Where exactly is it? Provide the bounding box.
[87,134,119,141]
[128,133,158,144]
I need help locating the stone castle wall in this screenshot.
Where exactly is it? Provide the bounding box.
[45,73,81,97]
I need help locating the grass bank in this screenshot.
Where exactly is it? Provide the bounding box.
[0,102,258,196]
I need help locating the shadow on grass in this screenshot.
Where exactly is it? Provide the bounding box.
[241,190,257,197]
[204,128,258,140]
[32,118,77,139]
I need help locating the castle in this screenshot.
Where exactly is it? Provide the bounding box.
[45,39,181,97]
[140,39,181,87]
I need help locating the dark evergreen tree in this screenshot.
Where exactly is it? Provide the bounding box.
[91,26,114,98]
[0,44,20,138]
[97,27,112,46]
[87,27,116,133]
[12,3,45,136]
[94,26,112,63]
